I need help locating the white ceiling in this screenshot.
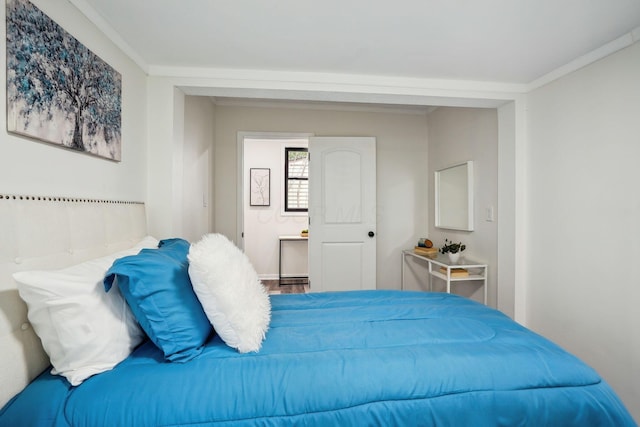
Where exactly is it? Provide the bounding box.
[76,0,640,85]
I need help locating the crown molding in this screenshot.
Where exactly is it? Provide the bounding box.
[526,27,640,92]
[67,0,149,74]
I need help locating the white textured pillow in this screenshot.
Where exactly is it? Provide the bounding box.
[188,233,271,353]
[13,236,159,385]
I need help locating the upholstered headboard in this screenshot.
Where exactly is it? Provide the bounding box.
[0,195,148,407]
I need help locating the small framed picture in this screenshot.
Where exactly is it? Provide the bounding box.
[250,168,270,206]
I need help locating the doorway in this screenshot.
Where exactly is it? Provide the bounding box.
[239,133,379,292]
[239,133,311,285]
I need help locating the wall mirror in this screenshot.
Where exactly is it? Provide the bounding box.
[435,161,474,231]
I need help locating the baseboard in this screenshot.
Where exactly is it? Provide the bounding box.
[260,274,309,280]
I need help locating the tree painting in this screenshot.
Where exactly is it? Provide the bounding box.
[250,169,270,206]
[6,0,122,161]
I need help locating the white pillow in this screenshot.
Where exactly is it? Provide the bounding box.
[188,233,271,353]
[13,236,159,385]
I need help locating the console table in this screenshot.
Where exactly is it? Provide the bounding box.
[278,235,308,285]
[401,250,487,304]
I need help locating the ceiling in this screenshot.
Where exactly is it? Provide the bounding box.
[77,0,640,85]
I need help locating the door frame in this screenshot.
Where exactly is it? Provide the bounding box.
[236,131,314,250]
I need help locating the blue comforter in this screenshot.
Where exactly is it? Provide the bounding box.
[1,291,635,426]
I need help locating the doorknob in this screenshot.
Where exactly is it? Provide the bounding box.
[368,231,375,238]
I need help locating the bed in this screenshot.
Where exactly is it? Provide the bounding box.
[0,196,635,426]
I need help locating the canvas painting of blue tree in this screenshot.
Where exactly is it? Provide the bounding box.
[6,0,122,161]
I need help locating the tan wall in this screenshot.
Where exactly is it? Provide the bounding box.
[213,103,430,290]
[182,96,215,242]
[426,107,498,306]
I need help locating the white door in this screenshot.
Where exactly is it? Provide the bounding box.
[308,137,376,292]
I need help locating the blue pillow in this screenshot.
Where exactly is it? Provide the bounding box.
[104,238,211,362]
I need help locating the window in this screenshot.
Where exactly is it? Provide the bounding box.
[284,147,309,212]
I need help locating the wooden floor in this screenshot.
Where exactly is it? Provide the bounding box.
[263,279,309,294]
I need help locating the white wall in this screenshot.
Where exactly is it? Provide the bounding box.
[0,0,147,201]
[526,41,640,420]
[497,101,519,319]
[182,96,215,242]
[243,138,308,278]
[146,78,177,238]
[213,104,429,290]
[424,107,498,306]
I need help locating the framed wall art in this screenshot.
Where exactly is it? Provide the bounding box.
[6,0,122,161]
[250,168,270,206]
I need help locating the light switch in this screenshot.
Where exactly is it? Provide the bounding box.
[486,206,494,222]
